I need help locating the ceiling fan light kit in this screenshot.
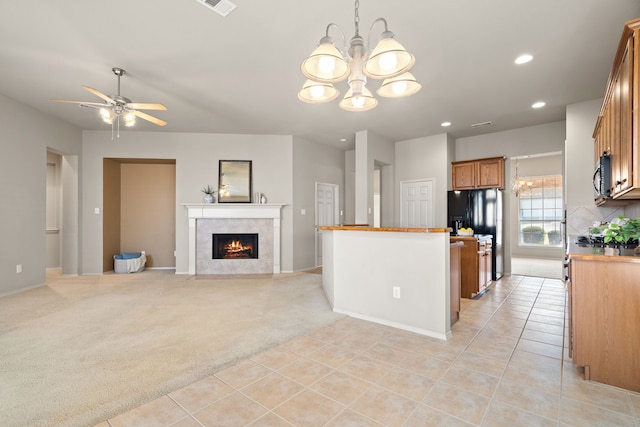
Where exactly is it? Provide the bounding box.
[298,0,421,112]
[52,67,167,139]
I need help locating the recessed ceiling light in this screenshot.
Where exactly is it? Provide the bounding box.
[441,121,451,127]
[515,54,533,65]
[532,101,546,109]
[339,138,347,142]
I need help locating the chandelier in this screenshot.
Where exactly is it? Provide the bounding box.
[298,0,421,112]
[511,159,533,197]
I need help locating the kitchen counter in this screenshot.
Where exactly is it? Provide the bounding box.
[318,226,451,233]
[567,241,640,392]
[450,234,492,242]
[567,240,640,263]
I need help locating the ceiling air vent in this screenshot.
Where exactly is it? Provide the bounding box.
[195,0,237,17]
[471,121,493,129]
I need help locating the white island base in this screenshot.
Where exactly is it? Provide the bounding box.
[320,226,452,341]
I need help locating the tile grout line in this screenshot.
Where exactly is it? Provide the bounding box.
[405,275,526,426]
[476,275,538,426]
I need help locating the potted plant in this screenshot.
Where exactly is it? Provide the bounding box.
[522,225,545,244]
[201,185,217,203]
[591,215,640,246]
[547,229,562,245]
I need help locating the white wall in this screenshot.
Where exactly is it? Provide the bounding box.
[81,131,294,274]
[292,136,345,270]
[455,122,566,161]
[0,94,82,295]
[395,133,452,227]
[344,150,356,224]
[354,130,395,225]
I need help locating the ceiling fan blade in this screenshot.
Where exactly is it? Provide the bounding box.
[133,110,167,126]
[52,99,110,107]
[126,103,167,111]
[82,85,116,104]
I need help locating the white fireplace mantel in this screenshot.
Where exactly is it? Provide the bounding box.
[183,203,284,275]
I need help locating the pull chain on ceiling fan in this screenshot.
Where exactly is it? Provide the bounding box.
[53,67,167,139]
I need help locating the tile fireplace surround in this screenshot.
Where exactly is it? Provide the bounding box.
[183,204,284,275]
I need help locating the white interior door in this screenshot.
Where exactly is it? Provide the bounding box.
[316,182,338,267]
[401,180,434,228]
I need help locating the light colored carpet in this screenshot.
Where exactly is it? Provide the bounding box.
[511,256,563,279]
[0,269,344,427]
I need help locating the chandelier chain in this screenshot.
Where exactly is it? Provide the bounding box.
[354,0,360,36]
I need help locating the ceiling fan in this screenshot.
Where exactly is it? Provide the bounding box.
[53,67,167,132]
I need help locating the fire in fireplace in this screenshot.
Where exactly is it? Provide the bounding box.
[212,233,258,259]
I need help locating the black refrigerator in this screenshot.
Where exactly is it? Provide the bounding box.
[447,189,503,280]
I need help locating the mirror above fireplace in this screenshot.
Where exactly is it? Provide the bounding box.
[218,160,252,203]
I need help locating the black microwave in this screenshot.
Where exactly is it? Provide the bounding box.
[593,153,611,197]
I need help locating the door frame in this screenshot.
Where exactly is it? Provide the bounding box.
[315,181,340,267]
[400,178,435,228]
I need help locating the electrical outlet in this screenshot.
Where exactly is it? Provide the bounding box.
[16,264,22,274]
[393,286,401,299]
[301,208,306,215]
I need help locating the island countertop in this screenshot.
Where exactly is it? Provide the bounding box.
[318,226,452,233]
[450,234,492,242]
[567,240,640,263]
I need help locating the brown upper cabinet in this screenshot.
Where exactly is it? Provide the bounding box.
[593,18,640,204]
[452,156,505,190]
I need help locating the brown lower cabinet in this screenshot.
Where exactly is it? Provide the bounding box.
[568,255,640,392]
[450,236,492,298]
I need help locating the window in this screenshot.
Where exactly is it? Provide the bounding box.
[518,175,563,247]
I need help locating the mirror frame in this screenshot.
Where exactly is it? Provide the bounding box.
[218,160,252,203]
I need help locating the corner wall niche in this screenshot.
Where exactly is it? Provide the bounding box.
[183,204,284,275]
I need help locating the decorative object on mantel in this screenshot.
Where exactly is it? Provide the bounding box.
[218,160,252,203]
[255,192,267,204]
[201,185,216,203]
[297,0,420,111]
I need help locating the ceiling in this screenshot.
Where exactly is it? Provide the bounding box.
[1,1,639,149]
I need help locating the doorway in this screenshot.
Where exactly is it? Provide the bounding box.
[103,159,176,272]
[400,179,434,228]
[45,150,79,276]
[315,182,339,267]
[46,152,62,269]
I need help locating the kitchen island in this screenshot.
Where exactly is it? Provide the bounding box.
[318,226,453,340]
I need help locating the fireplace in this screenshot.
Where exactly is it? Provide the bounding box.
[213,233,258,259]
[184,203,283,275]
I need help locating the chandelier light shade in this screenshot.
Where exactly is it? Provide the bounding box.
[339,85,378,112]
[300,37,350,83]
[377,72,422,98]
[363,32,415,79]
[298,0,420,112]
[298,79,340,103]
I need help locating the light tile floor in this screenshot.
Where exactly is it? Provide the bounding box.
[97,275,640,426]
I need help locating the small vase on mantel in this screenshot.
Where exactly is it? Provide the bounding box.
[201,185,216,204]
